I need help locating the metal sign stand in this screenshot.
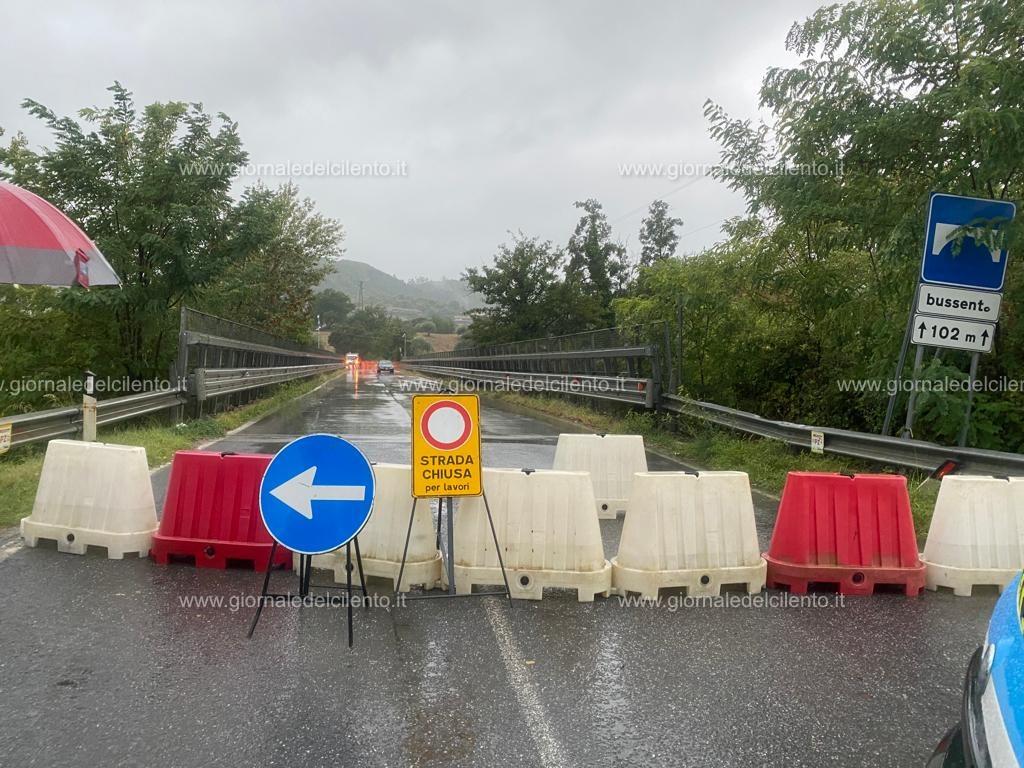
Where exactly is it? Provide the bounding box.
[247,537,369,647]
[885,313,981,442]
[393,494,512,603]
[882,286,920,437]
[958,352,981,446]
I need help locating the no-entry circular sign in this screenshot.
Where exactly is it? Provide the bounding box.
[420,399,473,450]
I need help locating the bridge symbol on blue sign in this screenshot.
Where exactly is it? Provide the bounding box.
[259,433,375,555]
[920,192,1016,291]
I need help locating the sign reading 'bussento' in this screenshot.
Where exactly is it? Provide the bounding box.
[411,394,483,498]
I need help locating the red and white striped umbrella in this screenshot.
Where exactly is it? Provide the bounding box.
[0,181,120,287]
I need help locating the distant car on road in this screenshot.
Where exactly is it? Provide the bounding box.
[376,359,395,375]
[929,572,1024,767]
[345,352,359,367]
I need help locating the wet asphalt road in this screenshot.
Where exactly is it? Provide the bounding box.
[0,372,998,768]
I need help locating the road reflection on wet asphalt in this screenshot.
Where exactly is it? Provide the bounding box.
[0,371,993,767]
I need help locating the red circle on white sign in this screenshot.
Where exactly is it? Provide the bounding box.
[420,400,473,450]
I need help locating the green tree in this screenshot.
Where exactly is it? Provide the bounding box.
[638,200,683,266]
[566,199,629,325]
[463,234,567,345]
[0,285,106,414]
[201,183,341,340]
[430,315,456,334]
[406,336,432,356]
[328,305,409,359]
[0,83,247,377]
[696,0,1024,448]
[314,289,354,328]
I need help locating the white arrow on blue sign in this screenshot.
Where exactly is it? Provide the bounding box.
[259,433,375,555]
[920,192,1016,291]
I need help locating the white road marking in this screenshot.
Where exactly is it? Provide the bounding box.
[485,600,570,768]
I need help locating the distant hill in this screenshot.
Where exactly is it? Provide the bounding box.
[319,259,482,319]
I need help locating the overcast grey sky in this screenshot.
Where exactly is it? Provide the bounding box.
[0,1,829,280]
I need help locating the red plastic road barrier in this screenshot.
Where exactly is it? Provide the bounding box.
[151,451,290,571]
[764,472,926,596]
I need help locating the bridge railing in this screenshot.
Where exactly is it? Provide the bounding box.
[408,324,663,389]
[174,307,342,415]
[404,326,1024,476]
[2,308,342,449]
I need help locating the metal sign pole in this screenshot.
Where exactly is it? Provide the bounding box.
[958,352,981,447]
[482,491,513,604]
[393,491,511,604]
[900,344,927,438]
[882,285,920,436]
[345,541,354,647]
[445,496,456,595]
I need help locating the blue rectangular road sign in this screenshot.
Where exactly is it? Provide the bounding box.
[920,193,1016,291]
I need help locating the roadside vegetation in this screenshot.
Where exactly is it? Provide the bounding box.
[0,85,343,416]
[462,0,1024,453]
[0,373,337,530]
[490,391,940,534]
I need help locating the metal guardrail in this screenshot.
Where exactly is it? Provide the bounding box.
[96,389,188,427]
[413,346,654,364]
[5,405,80,448]
[180,308,332,356]
[4,361,343,448]
[5,389,188,448]
[660,394,1024,476]
[424,325,655,359]
[193,363,342,400]
[4,303,346,450]
[405,360,1024,476]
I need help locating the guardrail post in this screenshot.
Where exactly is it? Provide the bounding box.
[81,396,97,442]
[664,323,676,394]
[193,368,207,405]
[648,348,661,410]
[172,306,192,422]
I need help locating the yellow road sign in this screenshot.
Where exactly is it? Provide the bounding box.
[411,394,482,498]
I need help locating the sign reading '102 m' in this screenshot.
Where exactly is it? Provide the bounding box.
[911,314,994,353]
[411,394,483,498]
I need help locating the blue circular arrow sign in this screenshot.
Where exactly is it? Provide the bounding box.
[259,434,375,555]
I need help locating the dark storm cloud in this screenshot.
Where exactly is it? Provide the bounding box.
[0,1,829,279]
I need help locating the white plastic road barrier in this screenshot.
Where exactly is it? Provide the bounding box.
[552,433,648,519]
[20,439,157,558]
[301,463,442,590]
[923,475,1024,596]
[454,468,612,601]
[612,471,766,599]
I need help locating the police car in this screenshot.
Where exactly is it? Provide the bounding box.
[929,574,1024,767]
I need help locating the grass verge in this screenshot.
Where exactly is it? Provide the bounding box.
[487,391,940,534]
[0,373,337,530]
